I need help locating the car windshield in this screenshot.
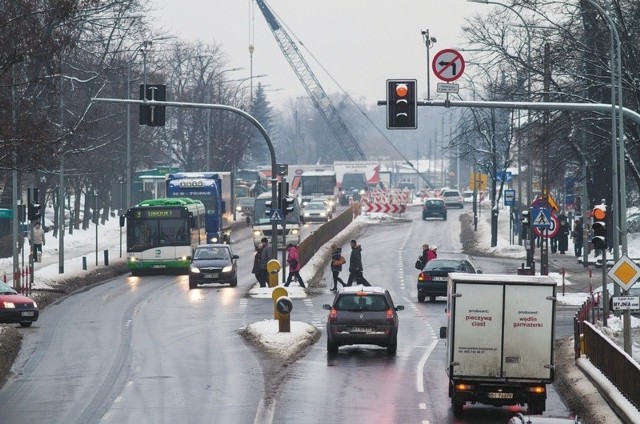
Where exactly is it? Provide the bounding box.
[195,247,230,260]
[443,191,460,197]
[306,203,325,210]
[335,294,389,312]
[0,282,17,295]
[425,260,467,272]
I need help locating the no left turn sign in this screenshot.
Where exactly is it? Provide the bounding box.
[432,49,466,82]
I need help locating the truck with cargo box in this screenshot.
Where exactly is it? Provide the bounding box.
[440,273,556,417]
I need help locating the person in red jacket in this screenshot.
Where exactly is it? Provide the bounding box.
[284,243,305,288]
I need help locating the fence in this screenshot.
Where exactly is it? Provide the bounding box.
[574,296,640,410]
[297,205,355,268]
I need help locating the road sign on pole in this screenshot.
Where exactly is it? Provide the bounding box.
[432,49,465,82]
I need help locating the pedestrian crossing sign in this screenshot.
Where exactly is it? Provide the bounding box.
[532,207,551,228]
[270,209,283,222]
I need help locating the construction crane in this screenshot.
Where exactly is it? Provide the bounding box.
[255,0,366,161]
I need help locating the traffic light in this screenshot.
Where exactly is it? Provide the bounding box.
[521,209,530,226]
[139,84,166,126]
[264,196,280,216]
[386,79,417,129]
[28,203,41,222]
[591,204,607,250]
[282,196,296,217]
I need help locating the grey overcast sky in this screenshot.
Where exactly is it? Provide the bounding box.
[150,0,488,107]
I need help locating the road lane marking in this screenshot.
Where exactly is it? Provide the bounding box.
[416,340,438,393]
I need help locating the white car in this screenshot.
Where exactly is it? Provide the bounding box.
[441,189,464,209]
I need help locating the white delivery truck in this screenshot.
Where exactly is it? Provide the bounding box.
[440,273,556,417]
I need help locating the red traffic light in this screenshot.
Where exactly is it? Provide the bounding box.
[592,205,606,221]
[395,83,408,97]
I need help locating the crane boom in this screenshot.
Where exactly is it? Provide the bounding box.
[255,0,366,161]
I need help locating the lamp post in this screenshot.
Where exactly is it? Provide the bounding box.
[421,29,437,100]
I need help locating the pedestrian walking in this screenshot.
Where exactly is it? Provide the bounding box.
[260,237,274,286]
[330,243,346,291]
[573,217,584,257]
[252,240,267,287]
[557,214,570,254]
[346,239,371,286]
[284,243,305,288]
[28,222,45,262]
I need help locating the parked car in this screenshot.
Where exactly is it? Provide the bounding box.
[463,190,479,204]
[441,189,464,209]
[322,286,404,355]
[422,198,447,220]
[0,281,39,327]
[301,202,332,222]
[188,244,239,289]
[417,257,482,302]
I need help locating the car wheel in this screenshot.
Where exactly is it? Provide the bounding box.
[443,214,447,221]
[429,296,436,302]
[230,278,238,287]
[131,269,139,276]
[327,337,339,354]
[189,280,197,290]
[19,322,32,328]
[422,213,426,220]
[527,398,545,415]
[387,338,397,355]
[418,293,426,303]
[452,399,465,417]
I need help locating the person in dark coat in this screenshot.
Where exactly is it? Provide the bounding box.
[573,217,584,257]
[252,241,267,287]
[346,239,371,286]
[557,214,570,254]
[330,243,346,291]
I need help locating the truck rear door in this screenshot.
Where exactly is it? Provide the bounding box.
[502,284,555,379]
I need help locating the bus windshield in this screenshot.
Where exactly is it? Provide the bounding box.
[127,218,188,252]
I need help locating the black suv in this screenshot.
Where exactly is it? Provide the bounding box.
[322,286,404,355]
[422,198,447,220]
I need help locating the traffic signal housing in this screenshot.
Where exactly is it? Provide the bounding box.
[139,84,166,126]
[28,203,41,222]
[591,204,607,250]
[282,196,296,217]
[386,79,417,129]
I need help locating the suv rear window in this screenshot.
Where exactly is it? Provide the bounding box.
[335,294,389,311]
[443,191,461,197]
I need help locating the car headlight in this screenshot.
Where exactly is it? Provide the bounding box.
[236,206,242,212]
[320,212,326,217]
[222,265,233,273]
[2,301,15,308]
[304,212,311,217]
[291,228,300,235]
[190,266,201,273]
[32,301,38,309]
[253,230,262,237]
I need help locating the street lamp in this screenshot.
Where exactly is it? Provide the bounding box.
[421,29,437,100]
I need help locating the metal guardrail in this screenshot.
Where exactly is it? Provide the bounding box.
[297,206,355,268]
[574,298,640,411]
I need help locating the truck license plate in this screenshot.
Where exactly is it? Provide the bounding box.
[488,392,513,399]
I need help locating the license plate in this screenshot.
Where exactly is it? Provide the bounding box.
[152,265,166,269]
[204,273,219,279]
[432,276,448,281]
[349,327,373,334]
[21,311,34,317]
[488,392,513,399]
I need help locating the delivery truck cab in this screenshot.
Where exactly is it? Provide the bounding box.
[440,273,556,417]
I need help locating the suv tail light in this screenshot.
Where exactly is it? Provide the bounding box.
[328,307,337,323]
[386,308,394,324]
[417,272,432,282]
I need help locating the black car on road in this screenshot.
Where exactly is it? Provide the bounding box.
[417,257,482,302]
[422,198,447,220]
[323,286,404,355]
[188,244,239,289]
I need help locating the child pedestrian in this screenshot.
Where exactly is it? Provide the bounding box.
[284,243,305,288]
[330,243,346,291]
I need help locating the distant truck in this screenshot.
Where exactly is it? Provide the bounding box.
[165,172,232,244]
[440,273,556,417]
[333,161,380,204]
[251,192,301,249]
